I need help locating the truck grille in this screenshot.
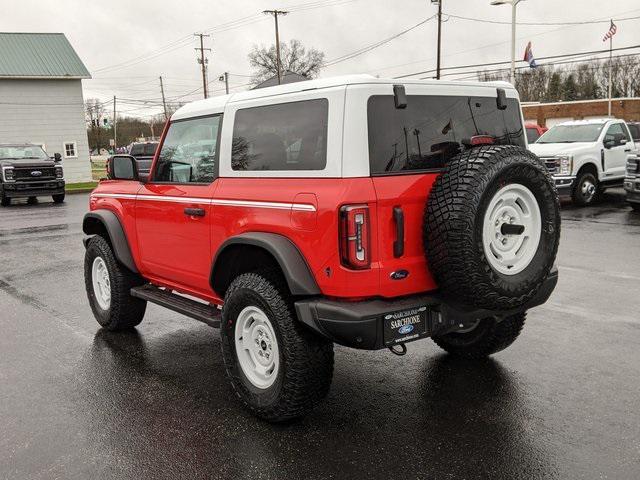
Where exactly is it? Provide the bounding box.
[627,157,640,176]
[13,167,57,181]
[539,156,558,175]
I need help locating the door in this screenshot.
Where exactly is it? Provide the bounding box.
[135,114,222,297]
[603,123,632,179]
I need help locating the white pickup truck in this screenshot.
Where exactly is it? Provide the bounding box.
[529,118,635,206]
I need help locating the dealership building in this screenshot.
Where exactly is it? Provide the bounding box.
[0,32,92,182]
[522,97,640,128]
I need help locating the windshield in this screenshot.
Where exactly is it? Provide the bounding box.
[0,145,49,161]
[536,124,604,144]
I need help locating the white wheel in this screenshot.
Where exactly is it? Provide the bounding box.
[91,256,111,310]
[234,305,280,389]
[482,183,542,276]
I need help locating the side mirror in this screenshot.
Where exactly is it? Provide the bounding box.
[53,153,62,162]
[603,139,615,149]
[108,155,139,181]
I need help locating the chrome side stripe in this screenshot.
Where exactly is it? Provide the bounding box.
[91,193,316,212]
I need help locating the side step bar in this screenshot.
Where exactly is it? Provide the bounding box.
[131,284,221,328]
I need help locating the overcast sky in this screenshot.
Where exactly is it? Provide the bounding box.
[7,0,640,117]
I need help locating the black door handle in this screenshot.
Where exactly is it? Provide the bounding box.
[393,206,404,258]
[625,149,632,152]
[184,207,205,217]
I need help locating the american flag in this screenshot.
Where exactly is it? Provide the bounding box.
[603,20,617,42]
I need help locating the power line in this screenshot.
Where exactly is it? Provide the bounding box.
[325,15,436,67]
[395,44,640,79]
[444,12,640,26]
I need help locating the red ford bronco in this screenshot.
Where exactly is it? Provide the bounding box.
[83,75,560,422]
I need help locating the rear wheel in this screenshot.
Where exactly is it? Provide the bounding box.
[572,171,598,206]
[221,272,334,422]
[84,235,146,331]
[52,193,65,204]
[432,312,526,358]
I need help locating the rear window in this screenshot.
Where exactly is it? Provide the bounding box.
[526,127,541,143]
[232,99,328,171]
[367,95,525,174]
[129,143,158,156]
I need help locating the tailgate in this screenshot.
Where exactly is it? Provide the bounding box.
[372,173,440,298]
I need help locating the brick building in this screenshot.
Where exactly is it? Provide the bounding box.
[522,98,640,128]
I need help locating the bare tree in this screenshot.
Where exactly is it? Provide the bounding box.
[248,39,325,84]
[85,98,106,154]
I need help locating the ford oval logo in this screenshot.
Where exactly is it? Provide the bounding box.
[30,170,42,177]
[390,269,409,280]
[398,324,414,335]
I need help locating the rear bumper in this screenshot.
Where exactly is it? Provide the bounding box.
[295,267,558,350]
[1,180,65,198]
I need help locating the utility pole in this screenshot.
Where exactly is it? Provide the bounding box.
[263,10,288,84]
[431,0,443,80]
[608,21,613,116]
[159,76,168,121]
[113,95,117,152]
[194,33,211,98]
[219,72,229,94]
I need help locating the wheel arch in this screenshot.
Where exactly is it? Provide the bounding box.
[576,161,599,178]
[83,210,138,273]
[211,233,321,298]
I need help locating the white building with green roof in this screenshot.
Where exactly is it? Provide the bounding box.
[0,32,92,182]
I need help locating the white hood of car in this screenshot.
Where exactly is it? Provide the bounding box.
[529,142,596,156]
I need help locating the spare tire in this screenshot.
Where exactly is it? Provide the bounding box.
[424,145,560,310]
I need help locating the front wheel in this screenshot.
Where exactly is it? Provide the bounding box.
[432,312,526,359]
[630,203,640,213]
[572,171,598,206]
[84,235,146,331]
[221,272,334,422]
[1,195,10,207]
[52,193,65,204]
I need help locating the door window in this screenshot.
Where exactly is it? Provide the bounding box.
[153,115,221,184]
[604,123,630,145]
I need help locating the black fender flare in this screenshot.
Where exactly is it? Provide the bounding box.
[211,232,320,296]
[82,210,138,273]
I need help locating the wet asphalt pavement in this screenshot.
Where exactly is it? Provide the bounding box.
[1,191,639,480]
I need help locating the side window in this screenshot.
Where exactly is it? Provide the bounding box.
[232,99,328,171]
[604,123,629,145]
[526,127,540,143]
[153,115,221,184]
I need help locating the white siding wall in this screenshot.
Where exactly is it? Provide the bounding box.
[0,79,91,182]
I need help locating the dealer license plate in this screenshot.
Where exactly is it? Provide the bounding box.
[383,306,429,345]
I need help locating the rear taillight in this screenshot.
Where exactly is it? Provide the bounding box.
[339,204,370,270]
[470,135,495,146]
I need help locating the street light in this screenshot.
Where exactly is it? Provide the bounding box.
[490,0,524,86]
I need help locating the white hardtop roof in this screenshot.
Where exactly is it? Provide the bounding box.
[171,74,516,121]
[554,118,622,127]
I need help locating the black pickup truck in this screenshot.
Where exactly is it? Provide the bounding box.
[0,144,65,206]
[128,141,158,175]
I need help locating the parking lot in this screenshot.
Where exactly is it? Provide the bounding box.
[1,191,639,479]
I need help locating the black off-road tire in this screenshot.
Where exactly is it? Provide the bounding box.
[1,195,10,207]
[424,145,560,310]
[52,193,65,204]
[432,312,526,359]
[571,171,598,206]
[27,196,38,205]
[84,235,147,331]
[221,272,334,422]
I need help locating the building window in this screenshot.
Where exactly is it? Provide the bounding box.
[64,142,77,158]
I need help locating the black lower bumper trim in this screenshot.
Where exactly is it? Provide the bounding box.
[295,267,558,350]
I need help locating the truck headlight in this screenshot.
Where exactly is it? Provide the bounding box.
[55,166,63,179]
[556,155,573,175]
[2,167,14,181]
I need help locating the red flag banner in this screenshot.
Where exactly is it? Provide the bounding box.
[603,20,617,42]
